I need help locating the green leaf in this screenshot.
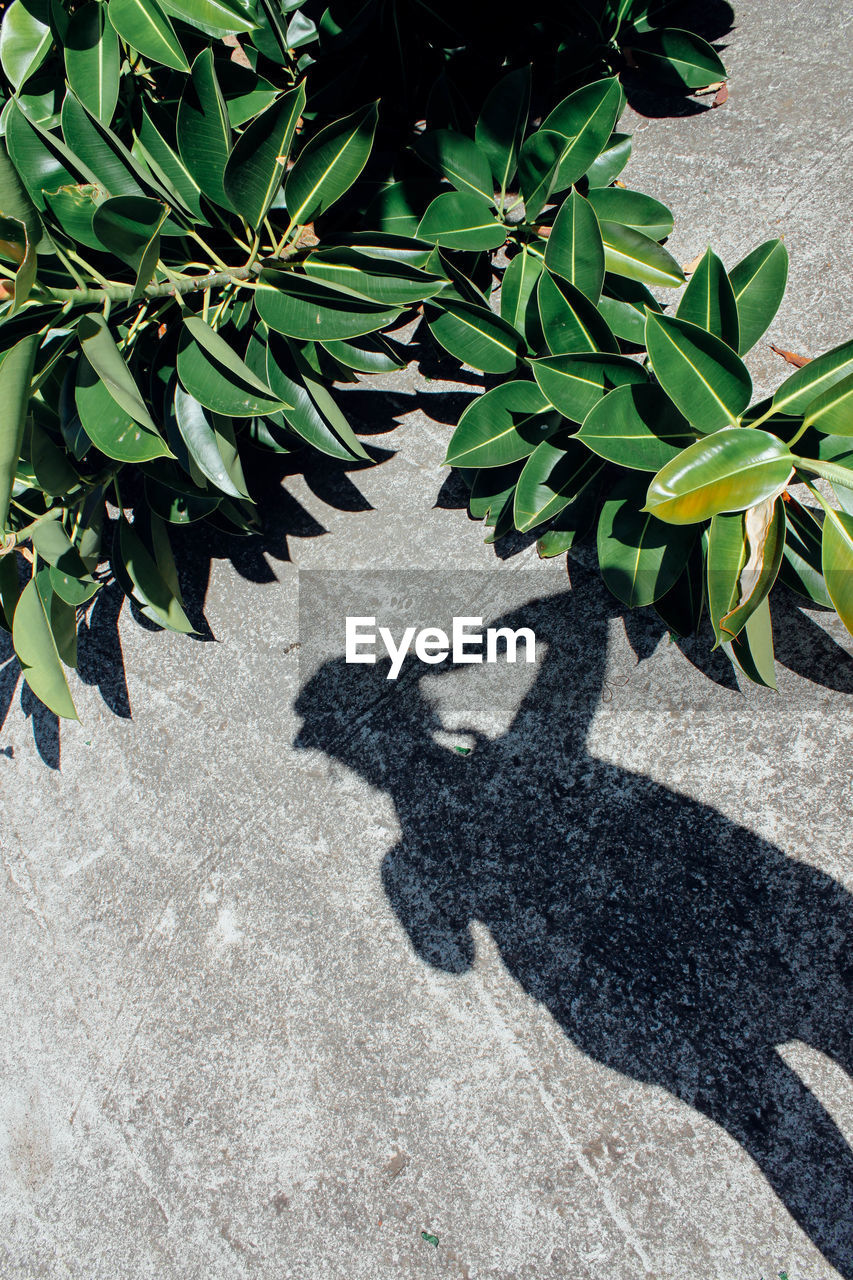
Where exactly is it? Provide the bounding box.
[0,553,22,630]
[537,270,618,355]
[726,597,777,689]
[65,4,120,125]
[176,316,285,416]
[706,501,784,644]
[257,269,401,341]
[49,565,100,607]
[160,0,257,36]
[517,129,564,224]
[599,219,684,288]
[468,463,521,521]
[364,178,438,236]
[584,132,632,188]
[417,190,506,252]
[536,481,600,557]
[779,499,831,608]
[821,505,853,637]
[320,333,403,375]
[223,81,305,226]
[586,186,673,242]
[445,381,559,467]
[624,27,727,89]
[5,100,86,210]
[285,102,378,227]
[92,195,168,296]
[476,66,531,199]
[540,77,623,190]
[31,421,78,495]
[645,311,752,432]
[676,246,739,350]
[107,0,189,71]
[577,383,694,470]
[12,570,78,718]
[303,247,444,306]
[143,464,221,523]
[644,427,794,524]
[264,331,368,460]
[77,313,159,432]
[425,298,526,374]
[118,514,193,633]
[532,352,647,422]
[598,473,696,607]
[654,541,705,637]
[172,385,249,498]
[800,369,853,437]
[43,182,105,250]
[178,48,233,210]
[75,358,171,462]
[0,333,38,532]
[61,89,159,199]
[771,339,853,417]
[597,275,661,343]
[135,101,205,220]
[0,136,43,248]
[0,0,52,89]
[513,436,602,532]
[728,239,788,356]
[543,190,605,303]
[414,129,495,204]
[500,249,543,346]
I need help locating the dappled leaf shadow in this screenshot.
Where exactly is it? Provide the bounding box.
[20,683,60,770]
[294,570,853,1278]
[76,584,132,718]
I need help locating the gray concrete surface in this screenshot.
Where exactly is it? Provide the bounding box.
[2,3,853,1277]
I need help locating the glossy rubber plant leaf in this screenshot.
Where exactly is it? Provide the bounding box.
[540,77,623,190]
[623,28,727,89]
[302,247,444,305]
[92,195,168,295]
[320,334,403,375]
[537,270,618,355]
[726,596,777,689]
[645,311,752,432]
[284,102,378,227]
[425,298,526,374]
[654,540,705,637]
[598,275,662,344]
[77,313,159,431]
[445,381,559,468]
[475,65,531,201]
[172,384,249,498]
[75,359,171,462]
[778,499,831,608]
[417,190,506,252]
[644,428,794,524]
[0,333,38,532]
[513,436,602,533]
[12,569,78,718]
[676,246,740,350]
[543,190,605,303]
[500,249,544,347]
[599,220,684,289]
[264,331,367,460]
[414,129,495,204]
[468,463,522,522]
[728,239,788,356]
[586,187,673,242]
[532,352,647,422]
[770,339,853,417]
[107,0,189,71]
[706,501,784,645]
[223,81,305,226]
[64,3,120,125]
[134,101,205,219]
[178,48,233,210]
[536,480,601,558]
[517,129,564,223]
[0,0,52,89]
[117,514,194,633]
[61,89,159,199]
[257,270,401,341]
[598,473,696,607]
[821,505,853,636]
[5,100,89,210]
[177,315,286,416]
[801,369,853,437]
[160,0,257,36]
[584,132,632,188]
[577,383,695,470]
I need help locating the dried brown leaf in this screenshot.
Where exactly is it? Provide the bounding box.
[681,253,704,276]
[713,84,729,107]
[770,343,812,368]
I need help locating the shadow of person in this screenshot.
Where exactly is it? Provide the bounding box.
[294,578,853,1276]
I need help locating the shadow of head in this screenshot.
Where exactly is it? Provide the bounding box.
[294,576,853,1276]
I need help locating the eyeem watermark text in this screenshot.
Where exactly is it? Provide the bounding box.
[346,616,536,679]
